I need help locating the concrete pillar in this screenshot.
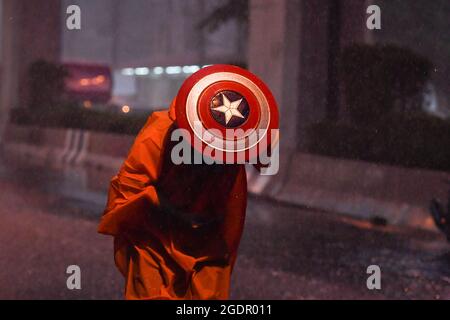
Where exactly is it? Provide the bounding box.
[247,0,333,158]
[338,0,374,122]
[16,0,61,108]
[296,0,372,134]
[296,0,330,143]
[0,0,61,143]
[340,0,374,48]
[247,0,374,194]
[247,0,302,194]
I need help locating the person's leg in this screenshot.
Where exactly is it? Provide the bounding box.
[124,244,166,299]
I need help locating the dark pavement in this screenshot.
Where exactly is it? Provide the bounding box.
[0,161,449,300]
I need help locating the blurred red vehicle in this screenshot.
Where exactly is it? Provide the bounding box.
[63,62,112,104]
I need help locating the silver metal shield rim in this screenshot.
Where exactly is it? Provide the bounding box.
[185,72,271,153]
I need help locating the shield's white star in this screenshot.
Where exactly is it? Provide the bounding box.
[212,93,244,125]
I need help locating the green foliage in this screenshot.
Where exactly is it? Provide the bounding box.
[10,103,149,136]
[19,59,149,135]
[377,0,450,68]
[340,44,433,124]
[308,113,450,172]
[313,43,447,171]
[28,59,68,110]
[198,0,248,32]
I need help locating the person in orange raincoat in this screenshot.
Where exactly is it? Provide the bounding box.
[98,99,248,299]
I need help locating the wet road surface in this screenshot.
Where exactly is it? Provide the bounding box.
[0,161,449,299]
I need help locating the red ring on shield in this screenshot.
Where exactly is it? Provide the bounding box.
[175,64,279,162]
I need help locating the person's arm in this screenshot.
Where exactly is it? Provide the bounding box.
[98,180,160,236]
[98,112,171,237]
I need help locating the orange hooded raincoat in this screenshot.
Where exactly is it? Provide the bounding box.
[98,99,247,299]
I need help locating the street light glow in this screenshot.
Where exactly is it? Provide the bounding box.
[153,66,164,75]
[182,65,200,74]
[165,66,182,74]
[135,67,149,75]
[121,65,204,77]
[121,105,130,113]
[121,68,135,76]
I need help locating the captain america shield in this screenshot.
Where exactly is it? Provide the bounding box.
[175,64,279,163]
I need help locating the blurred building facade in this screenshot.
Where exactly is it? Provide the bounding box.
[0,0,368,137]
[0,0,448,156]
[61,0,247,110]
